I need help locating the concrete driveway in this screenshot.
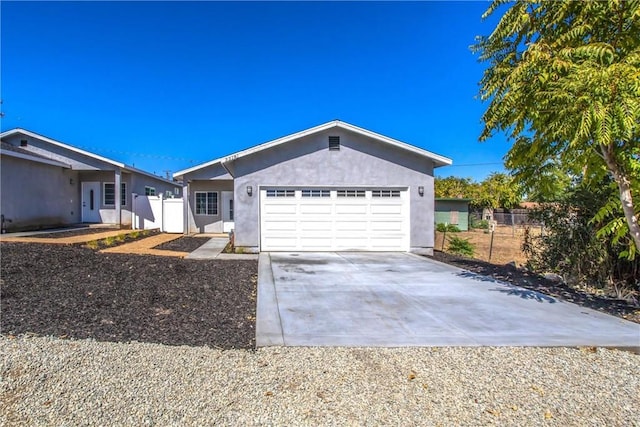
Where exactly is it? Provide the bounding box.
[256,252,640,347]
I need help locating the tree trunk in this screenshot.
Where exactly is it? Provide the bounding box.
[601,145,640,252]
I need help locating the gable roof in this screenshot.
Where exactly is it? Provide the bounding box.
[0,128,178,186]
[1,128,126,168]
[1,141,72,168]
[174,120,452,178]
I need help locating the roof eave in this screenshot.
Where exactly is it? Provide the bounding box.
[0,128,126,168]
[174,120,452,177]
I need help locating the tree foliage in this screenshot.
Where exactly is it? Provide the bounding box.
[435,173,522,209]
[473,0,640,254]
[524,179,639,291]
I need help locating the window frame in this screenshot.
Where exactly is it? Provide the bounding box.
[301,189,331,198]
[145,186,156,196]
[337,189,365,198]
[266,189,295,198]
[103,182,127,206]
[194,191,218,216]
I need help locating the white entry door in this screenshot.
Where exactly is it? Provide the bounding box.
[222,191,234,233]
[260,188,409,251]
[81,181,101,223]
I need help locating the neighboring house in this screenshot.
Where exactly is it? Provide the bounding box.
[1,128,181,232]
[174,120,452,254]
[435,198,471,231]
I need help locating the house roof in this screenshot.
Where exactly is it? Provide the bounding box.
[1,128,126,168]
[0,128,178,186]
[174,120,453,178]
[1,141,72,168]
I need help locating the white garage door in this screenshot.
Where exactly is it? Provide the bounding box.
[260,188,409,251]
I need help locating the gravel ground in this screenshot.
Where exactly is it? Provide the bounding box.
[153,236,212,253]
[2,336,639,426]
[1,242,257,349]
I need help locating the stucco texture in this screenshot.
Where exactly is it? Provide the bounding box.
[227,128,436,252]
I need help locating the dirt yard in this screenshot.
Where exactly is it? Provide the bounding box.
[1,242,258,349]
[435,225,540,266]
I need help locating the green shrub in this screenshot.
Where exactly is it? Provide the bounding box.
[470,217,489,229]
[436,223,461,233]
[447,236,475,257]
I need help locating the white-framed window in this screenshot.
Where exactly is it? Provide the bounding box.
[372,190,401,198]
[337,189,365,198]
[266,189,295,197]
[103,182,126,206]
[174,187,180,195]
[301,189,330,198]
[195,191,218,215]
[145,186,156,196]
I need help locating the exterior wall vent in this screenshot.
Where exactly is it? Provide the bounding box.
[328,136,340,151]
[20,139,28,147]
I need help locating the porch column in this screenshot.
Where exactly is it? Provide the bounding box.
[183,181,190,235]
[114,168,122,226]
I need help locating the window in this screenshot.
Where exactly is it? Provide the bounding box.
[337,189,365,198]
[266,189,295,197]
[229,199,234,221]
[302,189,330,198]
[174,188,180,195]
[145,186,156,196]
[195,191,218,215]
[372,190,401,198]
[103,182,126,206]
[329,136,340,151]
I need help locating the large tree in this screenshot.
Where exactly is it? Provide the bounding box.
[473,0,640,253]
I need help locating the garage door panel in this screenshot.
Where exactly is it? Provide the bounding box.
[264,237,299,249]
[299,238,333,250]
[334,237,369,249]
[370,220,404,232]
[263,220,297,232]
[335,204,368,215]
[299,220,333,232]
[335,220,368,231]
[299,204,332,214]
[264,204,297,215]
[261,188,409,251]
[370,204,403,215]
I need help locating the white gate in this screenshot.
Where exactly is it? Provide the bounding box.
[132,194,184,233]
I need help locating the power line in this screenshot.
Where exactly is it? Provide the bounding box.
[447,162,505,167]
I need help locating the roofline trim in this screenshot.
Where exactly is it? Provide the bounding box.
[0,148,72,168]
[174,120,452,178]
[0,128,126,168]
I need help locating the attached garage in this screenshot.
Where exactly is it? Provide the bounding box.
[174,120,452,255]
[260,187,409,251]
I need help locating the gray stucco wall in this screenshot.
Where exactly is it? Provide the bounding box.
[1,133,181,229]
[185,179,233,233]
[229,128,436,252]
[1,156,80,231]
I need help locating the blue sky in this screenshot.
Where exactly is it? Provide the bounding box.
[1,1,511,181]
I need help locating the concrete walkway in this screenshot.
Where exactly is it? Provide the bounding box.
[185,238,229,259]
[257,252,640,348]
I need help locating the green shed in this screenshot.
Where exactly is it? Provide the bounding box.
[434,198,471,231]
